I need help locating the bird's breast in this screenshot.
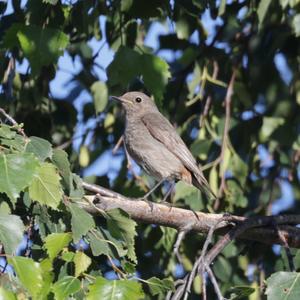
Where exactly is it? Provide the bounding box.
[123,118,184,180]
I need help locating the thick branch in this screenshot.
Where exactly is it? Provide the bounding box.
[81,182,300,248]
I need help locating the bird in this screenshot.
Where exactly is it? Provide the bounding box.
[110,91,216,201]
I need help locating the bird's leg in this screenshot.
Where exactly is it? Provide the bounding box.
[161,181,175,204]
[139,179,165,200]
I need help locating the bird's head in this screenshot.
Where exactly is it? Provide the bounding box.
[110,92,158,117]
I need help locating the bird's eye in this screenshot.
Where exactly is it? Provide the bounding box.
[135,97,142,103]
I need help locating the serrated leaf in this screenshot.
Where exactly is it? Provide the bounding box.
[0,124,16,139]
[91,81,108,114]
[266,272,300,300]
[87,277,144,300]
[52,276,81,300]
[74,251,91,277]
[0,214,24,254]
[8,257,43,299]
[88,228,127,258]
[146,277,175,296]
[68,203,95,242]
[44,232,72,260]
[29,162,63,209]
[25,136,52,161]
[0,153,40,203]
[107,209,137,263]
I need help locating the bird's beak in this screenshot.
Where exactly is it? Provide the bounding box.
[109,96,132,105]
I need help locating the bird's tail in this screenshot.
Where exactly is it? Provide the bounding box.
[192,172,217,200]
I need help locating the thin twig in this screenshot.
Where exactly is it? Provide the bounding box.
[216,69,237,206]
[0,108,27,138]
[200,61,219,127]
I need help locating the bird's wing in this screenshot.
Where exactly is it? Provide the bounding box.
[142,113,201,175]
[142,113,216,198]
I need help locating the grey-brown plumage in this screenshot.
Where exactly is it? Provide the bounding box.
[111,91,216,199]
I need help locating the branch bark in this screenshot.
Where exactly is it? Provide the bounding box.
[81,182,300,248]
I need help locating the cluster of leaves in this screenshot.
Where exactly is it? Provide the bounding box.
[0,124,174,299]
[0,0,300,298]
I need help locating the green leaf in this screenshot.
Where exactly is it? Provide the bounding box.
[44,232,72,260]
[0,153,40,203]
[108,47,170,103]
[52,149,71,191]
[29,162,63,209]
[293,14,300,37]
[8,257,44,299]
[257,0,272,28]
[174,181,205,211]
[61,251,75,262]
[79,145,90,167]
[146,277,175,296]
[227,180,247,208]
[121,0,133,11]
[107,209,137,263]
[43,0,59,4]
[266,272,300,300]
[0,124,16,139]
[25,136,52,161]
[68,203,95,242]
[87,277,144,300]
[218,0,226,16]
[0,213,24,255]
[91,81,108,114]
[74,251,91,277]
[69,174,84,199]
[0,287,16,300]
[260,117,285,142]
[141,54,170,102]
[88,228,127,258]
[52,276,81,300]
[228,285,256,300]
[107,47,140,87]
[5,24,69,74]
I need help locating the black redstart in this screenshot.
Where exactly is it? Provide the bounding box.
[111,91,216,200]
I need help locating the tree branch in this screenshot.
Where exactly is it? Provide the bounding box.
[81,182,300,248]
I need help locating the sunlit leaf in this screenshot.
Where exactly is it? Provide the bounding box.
[91,81,108,114]
[25,136,52,161]
[52,276,81,300]
[87,277,144,300]
[0,213,24,254]
[44,232,72,260]
[266,272,300,300]
[29,162,63,209]
[0,153,39,203]
[8,257,44,299]
[74,251,91,277]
